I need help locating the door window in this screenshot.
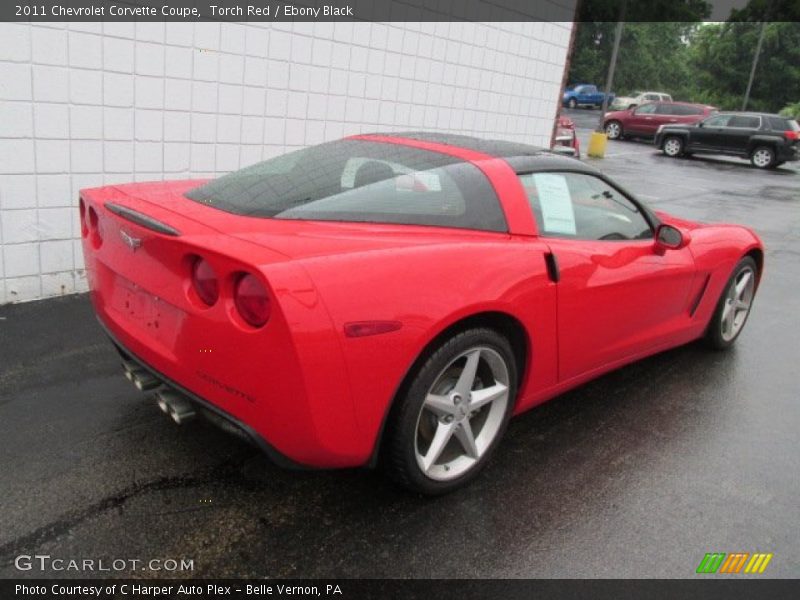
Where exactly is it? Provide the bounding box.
[727,115,760,128]
[702,114,732,127]
[655,104,676,115]
[518,172,653,241]
[644,94,661,101]
[633,104,657,115]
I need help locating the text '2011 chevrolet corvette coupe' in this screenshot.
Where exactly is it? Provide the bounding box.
[80,133,763,494]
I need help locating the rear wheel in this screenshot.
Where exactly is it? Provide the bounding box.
[662,136,684,157]
[750,146,776,169]
[704,257,757,350]
[384,328,517,495]
[605,120,623,140]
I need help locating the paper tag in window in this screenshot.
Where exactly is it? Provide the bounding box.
[534,173,576,235]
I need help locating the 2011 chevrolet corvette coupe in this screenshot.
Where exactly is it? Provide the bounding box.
[80,133,763,494]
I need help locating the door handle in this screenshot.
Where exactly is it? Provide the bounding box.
[669,119,678,122]
[544,252,560,283]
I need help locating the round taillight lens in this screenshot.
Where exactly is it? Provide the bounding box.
[191,258,219,306]
[234,273,271,328]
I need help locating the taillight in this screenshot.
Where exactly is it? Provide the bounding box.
[79,198,88,237]
[234,273,271,328]
[191,258,219,306]
[784,130,799,141]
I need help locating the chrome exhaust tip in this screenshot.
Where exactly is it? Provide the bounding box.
[156,393,170,414]
[154,390,196,425]
[132,371,161,391]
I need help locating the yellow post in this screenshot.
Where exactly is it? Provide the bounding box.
[587,131,608,158]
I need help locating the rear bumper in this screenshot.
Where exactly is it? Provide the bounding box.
[776,145,799,161]
[100,318,305,469]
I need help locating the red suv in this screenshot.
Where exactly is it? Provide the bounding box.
[604,102,716,140]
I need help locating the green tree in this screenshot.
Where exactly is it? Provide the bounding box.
[688,21,800,111]
[566,0,800,113]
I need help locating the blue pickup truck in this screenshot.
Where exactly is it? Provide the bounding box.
[562,84,614,109]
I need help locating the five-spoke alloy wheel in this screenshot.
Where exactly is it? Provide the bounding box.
[385,328,517,494]
[705,256,758,349]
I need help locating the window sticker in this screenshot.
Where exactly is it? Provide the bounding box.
[533,173,576,235]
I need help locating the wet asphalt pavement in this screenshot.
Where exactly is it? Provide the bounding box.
[1,112,799,579]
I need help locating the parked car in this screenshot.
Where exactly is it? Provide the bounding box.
[655,112,800,169]
[610,91,673,111]
[563,84,614,109]
[80,132,763,494]
[604,102,716,140]
[551,115,581,158]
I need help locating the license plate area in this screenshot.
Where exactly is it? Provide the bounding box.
[108,275,184,354]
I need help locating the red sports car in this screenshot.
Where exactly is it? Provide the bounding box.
[80,133,763,494]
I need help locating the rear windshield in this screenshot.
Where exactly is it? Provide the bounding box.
[186,139,507,232]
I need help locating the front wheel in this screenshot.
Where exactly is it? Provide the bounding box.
[704,257,758,350]
[384,328,517,495]
[567,98,577,109]
[750,146,776,169]
[605,120,623,140]
[662,136,684,157]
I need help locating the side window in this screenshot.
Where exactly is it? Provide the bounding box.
[703,115,732,127]
[634,103,657,115]
[728,115,760,128]
[645,94,661,101]
[518,172,653,241]
[661,94,673,102]
[767,116,790,131]
[655,104,675,115]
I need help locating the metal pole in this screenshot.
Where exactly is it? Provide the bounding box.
[597,18,624,131]
[742,20,767,111]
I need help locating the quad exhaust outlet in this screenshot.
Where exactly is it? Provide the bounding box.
[155,390,197,425]
[122,360,196,424]
[122,361,161,391]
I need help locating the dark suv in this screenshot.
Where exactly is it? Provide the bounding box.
[654,112,800,169]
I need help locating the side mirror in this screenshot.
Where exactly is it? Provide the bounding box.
[655,224,689,251]
[697,121,704,128]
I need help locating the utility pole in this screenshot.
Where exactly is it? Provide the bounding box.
[742,20,767,111]
[596,12,625,132]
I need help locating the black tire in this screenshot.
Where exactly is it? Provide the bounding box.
[662,135,684,158]
[750,145,776,169]
[383,328,518,495]
[605,120,623,140]
[704,256,758,350]
[567,98,577,109]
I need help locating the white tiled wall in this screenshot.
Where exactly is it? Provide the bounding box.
[0,21,573,304]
